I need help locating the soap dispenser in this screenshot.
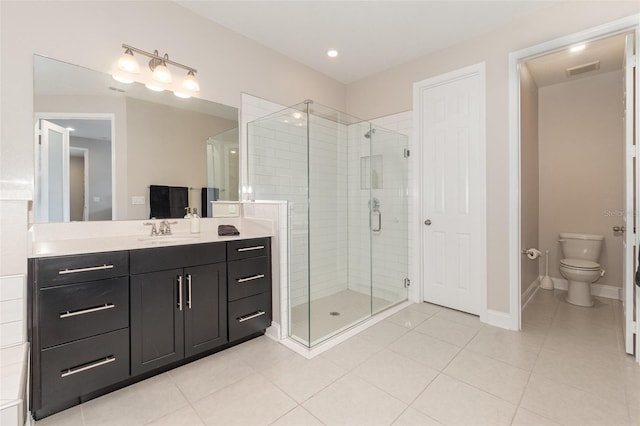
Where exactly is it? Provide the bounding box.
[184,207,192,219]
[190,207,200,234]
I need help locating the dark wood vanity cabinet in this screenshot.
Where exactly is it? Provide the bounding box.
[29,237,271,420]
[29,251,131,419]
[227,238,272,341]
[129,243,227,375]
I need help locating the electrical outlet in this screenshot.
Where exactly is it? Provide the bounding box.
[131,196,145,205]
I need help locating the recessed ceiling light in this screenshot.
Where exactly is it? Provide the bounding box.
[327,49,339,58]
[570,44,586,53]
[293,112,302,119]
[66,127,75,132]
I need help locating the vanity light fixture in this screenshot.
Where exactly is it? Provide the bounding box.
[114,44,200,95]
[117,47,140,74]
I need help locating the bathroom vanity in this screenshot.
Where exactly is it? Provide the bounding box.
[28,230,272,419]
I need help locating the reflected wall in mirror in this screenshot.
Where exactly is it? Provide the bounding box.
[34,55,239,222]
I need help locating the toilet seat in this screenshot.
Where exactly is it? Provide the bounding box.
[560,258,600,271]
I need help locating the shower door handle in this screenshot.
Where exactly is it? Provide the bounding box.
[372,210,382,232]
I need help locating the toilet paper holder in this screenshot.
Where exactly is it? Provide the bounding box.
[522,248,542,260]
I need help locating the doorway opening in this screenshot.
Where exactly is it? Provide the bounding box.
[509,16,639,361]
[34,114,114,222]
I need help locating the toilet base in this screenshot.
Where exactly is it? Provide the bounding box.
[566,280,594,307]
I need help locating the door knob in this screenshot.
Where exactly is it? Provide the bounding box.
[424,219,432,226]
[613,225,625,233]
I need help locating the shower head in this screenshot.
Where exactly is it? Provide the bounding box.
[364,129,376,139]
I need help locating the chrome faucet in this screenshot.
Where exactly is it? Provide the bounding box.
[159,220,175,235]
[143,222,159,236]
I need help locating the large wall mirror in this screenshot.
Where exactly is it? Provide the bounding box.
[34,55,239,223]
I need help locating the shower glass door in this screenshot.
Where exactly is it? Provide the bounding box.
[369,125,410,313]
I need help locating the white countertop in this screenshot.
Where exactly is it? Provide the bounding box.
[29,217,274,258]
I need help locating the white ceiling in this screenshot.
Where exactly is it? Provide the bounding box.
[176,0,563,84]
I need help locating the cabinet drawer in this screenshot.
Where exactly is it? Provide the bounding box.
[228,292,271,342]
[40,328,129,408]
[37,251,128,288]
[227,238,270,261]
[130,242,225,274]
[39,277,129,348]
[228,257,270,302]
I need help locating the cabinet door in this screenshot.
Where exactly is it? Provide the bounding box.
[130,269,184,375]
[184,263,227,357]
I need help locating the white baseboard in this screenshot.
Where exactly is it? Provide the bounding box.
[551,277,621,300]
[264,322,281,341]
[485,309,517,330]
[521,276,541,310]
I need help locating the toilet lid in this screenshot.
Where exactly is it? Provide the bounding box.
[560,258,600,270]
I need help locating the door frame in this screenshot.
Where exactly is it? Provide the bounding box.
[508,15,640,332]
[413,62,488,323]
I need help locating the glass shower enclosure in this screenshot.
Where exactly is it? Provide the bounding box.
[247,101,409,348]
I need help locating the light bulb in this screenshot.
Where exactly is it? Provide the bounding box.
[327,49,339,58]
[174,91,191,99]
[117,48,140,74]
[182,70,200,92]
[152,62,172,83]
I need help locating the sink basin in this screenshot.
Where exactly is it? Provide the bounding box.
[138,235,200,244]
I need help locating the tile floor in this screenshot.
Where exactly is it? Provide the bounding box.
[36,289,639,425]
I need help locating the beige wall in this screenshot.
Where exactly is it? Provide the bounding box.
[519,64,539,295]
[126,98,236,219]
[539,70,624,288]
[346,1,639,312]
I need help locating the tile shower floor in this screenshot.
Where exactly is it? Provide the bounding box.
[290,289,393,345]
[36,289,639,426]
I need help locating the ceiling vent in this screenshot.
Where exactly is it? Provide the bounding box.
[565,60,600,77]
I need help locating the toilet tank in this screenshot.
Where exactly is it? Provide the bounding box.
[559,232,604,261]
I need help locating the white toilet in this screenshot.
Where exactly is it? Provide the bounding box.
[558,232,605,307]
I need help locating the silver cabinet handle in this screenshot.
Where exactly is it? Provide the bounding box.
[237,310,266,323]
[236,274,265,283]
[186,274,192,309]
[237,245,265,252]
[61,356,115,378]
[60,303,115,319]
[59,264,114,275]
[177,275,183,311]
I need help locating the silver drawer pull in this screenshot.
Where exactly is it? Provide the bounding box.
[60,303,115,319]
[59,264,114,275]
[237,245,265,252]
[237,310,266,323]
[61,356,115,378]
[236,274,265,283]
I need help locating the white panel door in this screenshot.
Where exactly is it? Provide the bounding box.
[623,32,638,357]
[417,65,486,315]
